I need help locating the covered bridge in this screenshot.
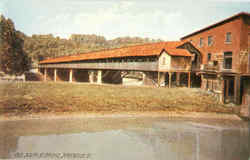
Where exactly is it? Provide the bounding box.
[38,41,201,87]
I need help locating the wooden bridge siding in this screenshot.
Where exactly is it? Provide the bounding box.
[39,61,159,71]
[170,57,192,70]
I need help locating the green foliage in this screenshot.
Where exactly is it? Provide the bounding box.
[22,34,162,63]
[0,15,31,75]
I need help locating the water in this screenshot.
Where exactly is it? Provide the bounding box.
[0,117,249,160]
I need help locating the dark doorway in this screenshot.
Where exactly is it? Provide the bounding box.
[191,73,201,88]
[224,78,234,103]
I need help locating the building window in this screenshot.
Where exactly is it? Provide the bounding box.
[162,57,166,65]
[207,53,211,62]
[199,38,204,47]
[224,52,232,69]
[225,32,232,43]
[208,36,213,46]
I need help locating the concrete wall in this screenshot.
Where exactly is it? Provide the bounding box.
[201,75,225,103]
[201,75,221,92]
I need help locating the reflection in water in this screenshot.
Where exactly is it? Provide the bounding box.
[0,117,249,160]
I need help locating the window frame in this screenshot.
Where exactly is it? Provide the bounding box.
[199,38,204,47]
[223,52,233,69]
[225,32,232,43]
[208,36,213,46]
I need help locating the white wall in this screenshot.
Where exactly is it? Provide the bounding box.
[158,51,171,71]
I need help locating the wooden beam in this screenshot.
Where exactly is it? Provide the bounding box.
[39,61,159,71]
[158,71,160,86]
[188,72,191,88]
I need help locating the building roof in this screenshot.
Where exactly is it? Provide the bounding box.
[181,12,250,40]
[39,41,192,64]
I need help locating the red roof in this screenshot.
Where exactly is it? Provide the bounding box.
[181,12,250,40]
[39,41,192,64]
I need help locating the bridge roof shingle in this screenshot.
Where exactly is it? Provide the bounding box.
[39,41,192,64]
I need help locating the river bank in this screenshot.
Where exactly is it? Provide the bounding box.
[0,82,241,121]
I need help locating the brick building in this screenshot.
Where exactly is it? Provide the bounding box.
[181,12,250,115]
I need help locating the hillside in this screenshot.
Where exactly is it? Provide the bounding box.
[21,33,162,64]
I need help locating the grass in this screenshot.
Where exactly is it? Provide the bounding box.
[0,82,238,117]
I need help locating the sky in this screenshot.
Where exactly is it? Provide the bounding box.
[0,0,250,41]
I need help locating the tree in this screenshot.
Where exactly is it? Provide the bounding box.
[0,15,31,75]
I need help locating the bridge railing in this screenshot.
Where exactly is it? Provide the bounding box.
[39,61,159,71]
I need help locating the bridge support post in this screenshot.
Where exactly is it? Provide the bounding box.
[89,71,94,83]
[69,69,73,83]
[169,72,172,88]
[97,70,102,84]
[157,72,160,86]
[219,77,225,104]
[188,72,191,88]
[142,72,146,84]
[44,68,47,82]
[54,69,57,82]
[176,72,180,86]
